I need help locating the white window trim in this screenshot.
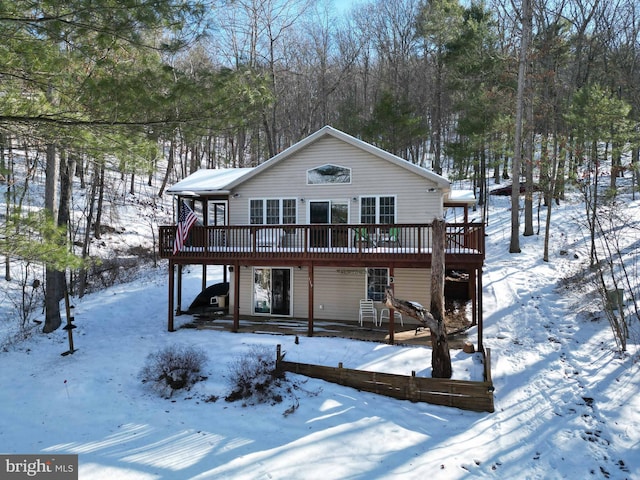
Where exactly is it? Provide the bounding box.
[366,267,390,302]
[249,198,297,224]
[359,195,397,224]
[307,164,352,185]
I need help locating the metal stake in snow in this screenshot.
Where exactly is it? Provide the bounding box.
[61,285,77,356]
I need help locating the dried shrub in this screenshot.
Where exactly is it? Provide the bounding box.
[224,345,287,406]
[140,345,207,398]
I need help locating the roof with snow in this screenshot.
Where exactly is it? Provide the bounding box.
[166,168,254,196]
[446,189,476,205]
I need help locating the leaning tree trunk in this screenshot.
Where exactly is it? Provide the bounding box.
[385,218,452,378]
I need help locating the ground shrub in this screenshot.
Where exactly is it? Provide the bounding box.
[140,345,207,398]
[225,345,289,406]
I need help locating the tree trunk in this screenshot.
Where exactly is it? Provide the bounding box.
[78,170,99,298]
[43,143,61,333]
[523,76,534,237]
[2,133,10,281]
[158,139,175,197]
[384,218,452,378]
[94,164,105,240]
[130,172,136,195]
[429,218,452,378]
[510,0,531,253]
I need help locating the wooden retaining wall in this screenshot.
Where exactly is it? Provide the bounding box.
[275,346,494,413]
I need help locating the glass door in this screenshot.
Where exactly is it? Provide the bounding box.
[207,201,227,247]
[253,268,291,316]
[271,268,291,315]
[310,201,330,248]
[309,200,348,248]
[330,201,348,247]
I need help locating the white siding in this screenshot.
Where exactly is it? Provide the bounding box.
[228,136,443,225]
[228,266,431,323]
[224,134,439,323]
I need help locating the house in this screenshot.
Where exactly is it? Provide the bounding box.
[159,126,485,348]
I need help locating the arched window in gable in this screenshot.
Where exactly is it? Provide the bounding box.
[307,164,351,185]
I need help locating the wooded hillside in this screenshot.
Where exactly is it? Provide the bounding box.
[1,0,639,338]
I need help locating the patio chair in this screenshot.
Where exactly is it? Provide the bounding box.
[359,299,378,326]
[389,227,400,244]
[354,227,371,247]
[377,227,400,247]
[379,308,403,326]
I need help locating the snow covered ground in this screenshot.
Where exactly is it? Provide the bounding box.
[1,183,639,479]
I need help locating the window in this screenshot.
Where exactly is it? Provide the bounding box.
[360,196,396,224]
[307,164,351,184]
[250,199,297,224]
[367,268,389,302]
[266,199,279,224]
[379,197,395,224]
[282,199,297,224]
[250,200,263,224]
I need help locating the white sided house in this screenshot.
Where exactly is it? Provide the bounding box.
[159,126,485,347]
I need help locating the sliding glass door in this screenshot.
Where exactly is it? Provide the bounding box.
[253,267,291,316]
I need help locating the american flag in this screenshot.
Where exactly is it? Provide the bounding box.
[173,201,198,254]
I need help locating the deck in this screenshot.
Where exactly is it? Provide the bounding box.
[159,222,485,268]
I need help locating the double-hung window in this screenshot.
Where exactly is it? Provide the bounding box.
[250,198,297,224]
[360,196,396,224]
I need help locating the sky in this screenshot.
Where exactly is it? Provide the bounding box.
[1,174,638,479]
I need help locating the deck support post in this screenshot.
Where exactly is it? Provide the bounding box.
[388,266,395,345]
[176,264,183,314]
[232,262,240,332]
[307,263,314,336]
[477,267,484,352]
[470,268,477,327]
[168,261,175,332]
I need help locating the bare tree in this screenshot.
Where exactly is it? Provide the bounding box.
[510,0,532,254]
[384,218,451,378]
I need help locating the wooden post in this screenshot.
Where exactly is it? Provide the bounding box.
[477,267,484,352]
[168,261,175,332]
[470,268,477,326]
[307,263,314,337]
[232,262,240,332]
[388,266,395,345]
[409,371,418,401]
[176,264,183,315]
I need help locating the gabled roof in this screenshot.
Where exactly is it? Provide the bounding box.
[167,126,451,195]
[166,167,254,195]
[224,125,451,190]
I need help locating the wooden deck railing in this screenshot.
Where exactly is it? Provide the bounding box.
[159,222,484,262]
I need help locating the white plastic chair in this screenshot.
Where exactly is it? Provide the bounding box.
[255,228,284,247]
[379,308,403,326]
[359,299,378,326]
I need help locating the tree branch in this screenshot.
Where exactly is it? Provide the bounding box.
[384,286,439,332]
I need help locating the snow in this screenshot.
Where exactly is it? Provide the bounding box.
[166,168,254,195]
[1,185,639,479]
